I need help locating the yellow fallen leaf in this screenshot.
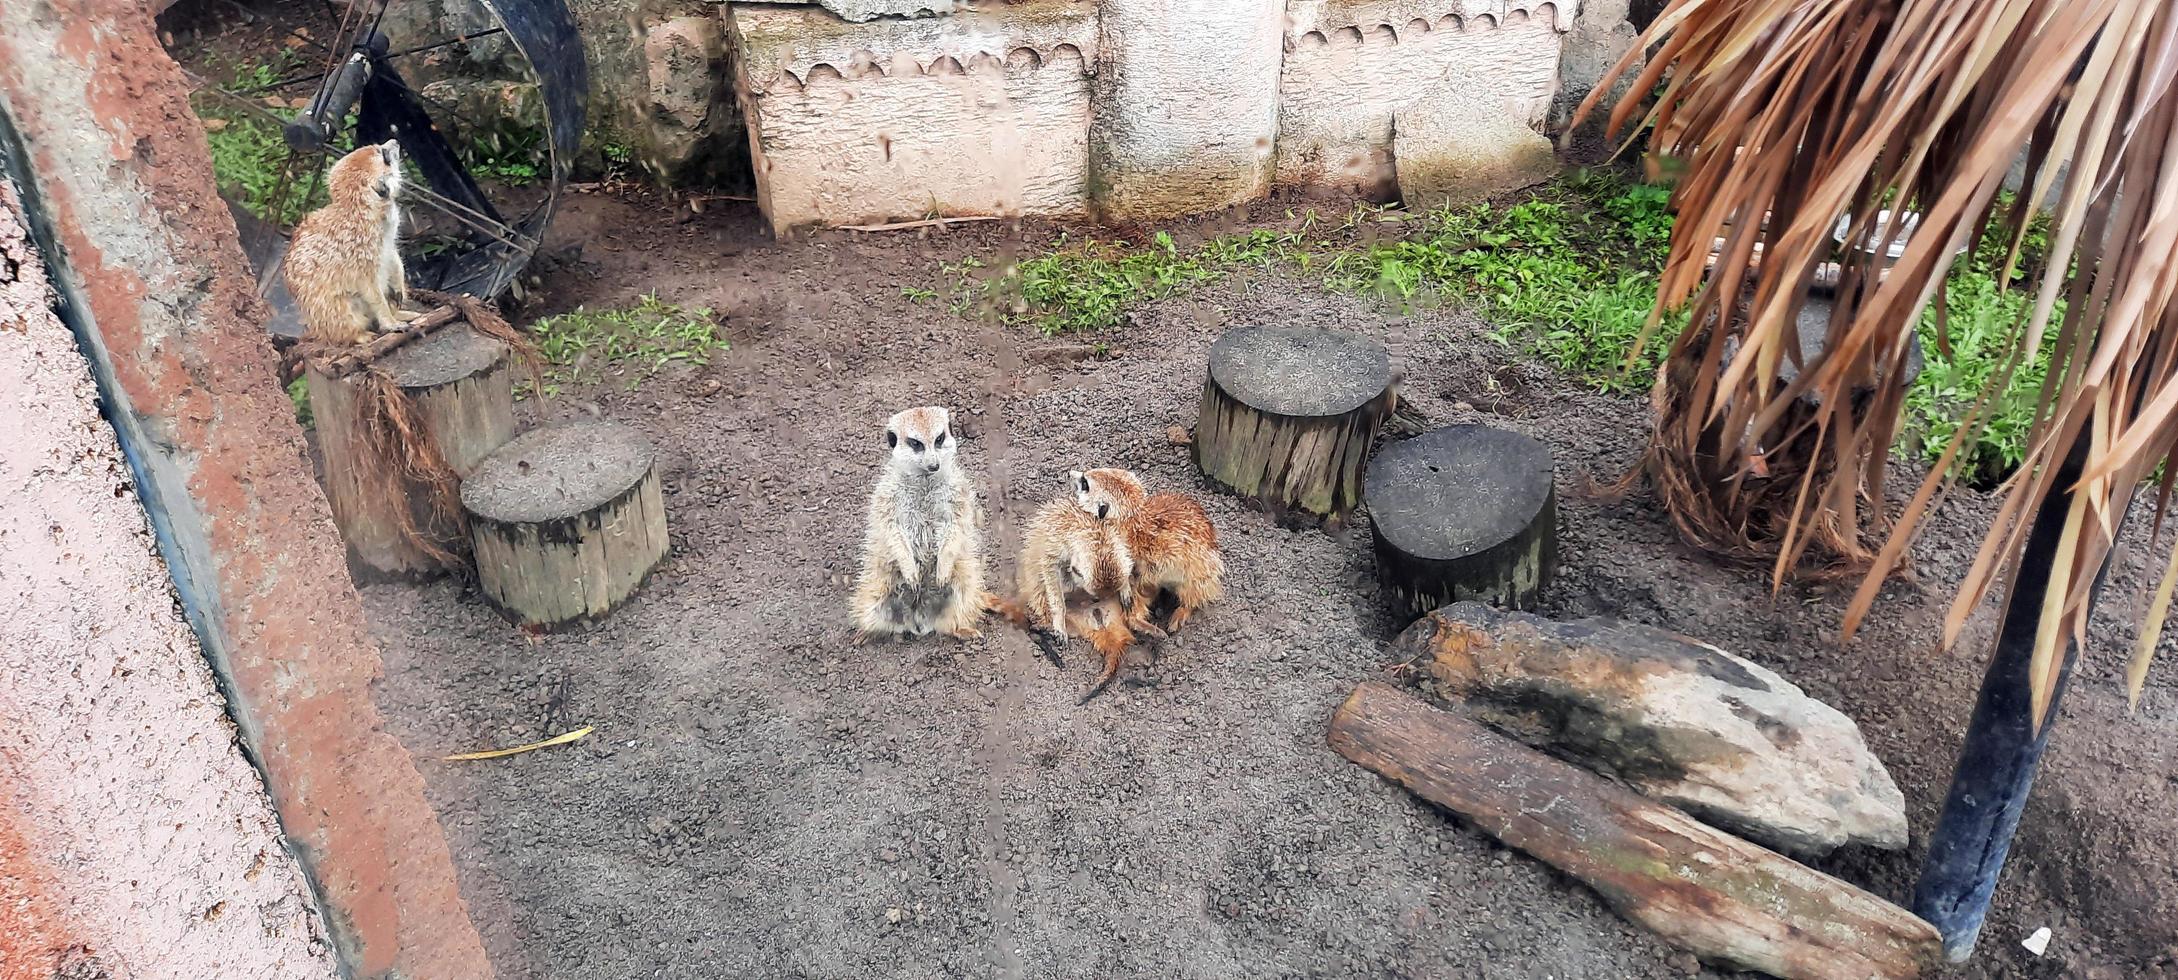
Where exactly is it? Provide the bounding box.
[444,726,593,761]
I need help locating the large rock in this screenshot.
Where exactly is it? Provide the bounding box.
[641,15,739,182]
[1392,66,1559,209]
[1394,602,1908,855]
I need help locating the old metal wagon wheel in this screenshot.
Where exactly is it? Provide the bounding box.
[194,0,586,336]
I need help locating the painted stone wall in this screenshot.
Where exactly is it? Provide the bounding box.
[729,0,1588,233]
[1089,0,1288,222]
[1276,1,1570,198]
[0,181,338,980]
[731,1,1096,232]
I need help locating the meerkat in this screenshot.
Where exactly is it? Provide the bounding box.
[996,490,1161,699]
[284,140,409,346]
[1009,490,1131,643]
[1074,467,1224,633]
[850,406,991,643]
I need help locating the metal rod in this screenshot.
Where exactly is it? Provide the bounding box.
[1910,450,2133,962]
[384,27,506,61]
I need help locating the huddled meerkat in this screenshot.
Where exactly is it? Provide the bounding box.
[1009,493,1130,645]
[851,406,991,643]
[284,140,409,346]
[998,487,1158,696]
[1074,467,1224,633]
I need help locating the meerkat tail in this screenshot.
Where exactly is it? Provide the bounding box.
[1077,623,1132,705]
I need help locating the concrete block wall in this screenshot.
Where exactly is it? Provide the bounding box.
[730,0,1596,234]
[1277,1,1570,198]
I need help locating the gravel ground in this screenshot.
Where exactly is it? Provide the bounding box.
[361,191,2178,980]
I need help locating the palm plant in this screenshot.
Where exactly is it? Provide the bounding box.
[1578,0,2178,723]
[1575,0,2178,959]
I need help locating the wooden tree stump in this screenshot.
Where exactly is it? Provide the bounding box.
[1365,424,1556,621]
[1330,681,1944,980]
[462,421,668,629]
[1192,326,1394,523]
[308,322,516,576]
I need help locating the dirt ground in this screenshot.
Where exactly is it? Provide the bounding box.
[341,188,2178,980]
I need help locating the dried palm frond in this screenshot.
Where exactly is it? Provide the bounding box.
[1575,0,2178,722]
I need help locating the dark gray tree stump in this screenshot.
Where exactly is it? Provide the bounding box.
[1192,326,1394,523]
[308,323,515,576]
[462,421,669,629]
[1365,424,1556,621]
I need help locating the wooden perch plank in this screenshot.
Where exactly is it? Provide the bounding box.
[1328,681,1942,980]
[317,303,463,378]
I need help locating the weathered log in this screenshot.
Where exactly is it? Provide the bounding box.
[1191,326,1393,524]
[1364,424,1556,621]
[462,421,668,629]
[1329,681,1943,980]
[308,323,516,576]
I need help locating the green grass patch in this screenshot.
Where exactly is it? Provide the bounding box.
[1322,173,1678,392]
[1904,200,2063,483]
[527,294,728,395]
[461,124,547,186]
[950,229,1303,334]
[948,169,2068,483]
[194,55,330,225]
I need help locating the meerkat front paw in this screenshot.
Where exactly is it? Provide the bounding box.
[394,308,421,323]
[1030,628,1066,668]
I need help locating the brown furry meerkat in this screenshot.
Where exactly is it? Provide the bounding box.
[998,491,1155,698]
[284,140,409,346]
[1074,467,1224,633]
[850,406,992,642]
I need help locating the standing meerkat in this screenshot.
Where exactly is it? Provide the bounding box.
[851,406,990,642]
[284,140,409,346]
[1074,467,1224,633]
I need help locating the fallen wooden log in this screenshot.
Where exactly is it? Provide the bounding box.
[316,303,463,378]
[1328,681,1942,980]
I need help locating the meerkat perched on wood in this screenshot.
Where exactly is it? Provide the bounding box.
[851,406,990,642]
[1074,467,1224,633]
[284,140,410,346]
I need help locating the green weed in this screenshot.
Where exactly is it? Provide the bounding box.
[946,169,2061,482]
[951,229,1306,334]
[195,55,330,225]
[1324,173,1678,391]
[462,124,546,186]
[287,376,313,429]
[526,294,728,394]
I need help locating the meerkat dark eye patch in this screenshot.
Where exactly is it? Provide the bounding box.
[906,438,925,453]
[934,433,948,448]
[885,430,898,448]
[1098,503,1109,519]
[1078,476,1090,492]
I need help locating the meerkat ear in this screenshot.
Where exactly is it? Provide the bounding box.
[885,429,898,449]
